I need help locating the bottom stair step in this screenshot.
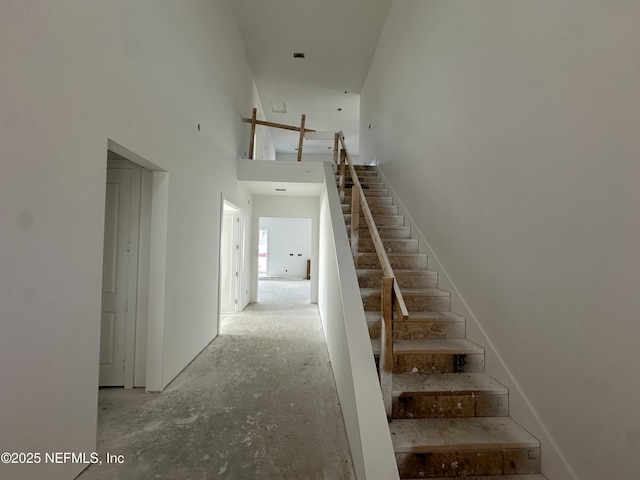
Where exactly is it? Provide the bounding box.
[393,372,507,396]
[391,417,539,453]
[392,417,541,478]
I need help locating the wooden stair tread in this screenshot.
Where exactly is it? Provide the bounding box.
[358,237,414,243]
[361,287,449,297]
[342,195,393,204]
[371,338,484,356]
[347,224,407,228]
[357,268,437,276]
[365,311,465,323]
[356,252,426,258]
[393,372,507,396]
[418,476,547,480]
[345,183,386,190]
[390,417,539,453]
[344,213,403,219]
[347,225,409,231]
[361,189,390,195]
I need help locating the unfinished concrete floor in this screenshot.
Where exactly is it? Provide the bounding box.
[78,279,355,480]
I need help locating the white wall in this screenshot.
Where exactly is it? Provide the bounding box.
[277,152,335,163]
[251,196,320,303]
[361,2,640,479]
[250,82,277,160]
[0,2,255,478]
[259,217,312,278]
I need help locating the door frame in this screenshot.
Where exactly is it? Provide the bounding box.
[220,208,239,314]
[105,140,168,392]
[218,197,245,328]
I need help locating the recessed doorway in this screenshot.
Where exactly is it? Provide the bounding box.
[99,141,168,393]
[219,199,244,315]
[100,155,148,388]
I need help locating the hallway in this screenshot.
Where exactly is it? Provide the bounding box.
[78,280,355,480]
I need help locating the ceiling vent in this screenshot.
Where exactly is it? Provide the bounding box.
[271,102,287,113]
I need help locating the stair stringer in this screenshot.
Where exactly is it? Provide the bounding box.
[374,166,577,480]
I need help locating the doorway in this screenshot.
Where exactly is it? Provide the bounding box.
[99,153,152,389]
[257,217,312,303]
[219,200,244,315]
[258,229,268,277]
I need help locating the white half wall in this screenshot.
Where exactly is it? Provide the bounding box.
[360,2,640,479]
[317,162,399,480]
[277,152,361,165]
[0,2,256,478]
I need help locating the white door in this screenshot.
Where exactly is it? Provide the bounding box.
[100,168,132,386]
[220,210,239,313]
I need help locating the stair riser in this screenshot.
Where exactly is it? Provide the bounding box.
[393,393,508,419]
[357,255,428,270]
[362,293,450,312]
[368,320,465,340]
[396,448,541,478]
[344,213,404,229]
[395,321,465,340]
[362,189,390,197]
[367,321,380,338]
[341,177,384,185]
[344,182,386,190]
[343,168,378,174]
[342,204,400,216]
[358,239,419,255]
[358,272,437,289]
[342,173,381,179]
[347,226,411,239]
[343,195,393,206]
[338,171,378,178]
[393,353,485,374]
[352,166,377,170]
[345,215,404,227]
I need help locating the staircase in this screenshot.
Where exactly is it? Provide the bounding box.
[337,165,547,480]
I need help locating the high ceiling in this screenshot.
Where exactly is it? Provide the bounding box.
[229,0,393,156]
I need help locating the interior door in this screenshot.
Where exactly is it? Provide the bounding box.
[100,168,132,386]
[220,210,239,313]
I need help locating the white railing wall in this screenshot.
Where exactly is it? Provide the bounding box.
[317,162,399,480]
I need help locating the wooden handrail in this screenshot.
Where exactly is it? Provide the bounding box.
[336,131,408,421]
[337,132,409,320]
